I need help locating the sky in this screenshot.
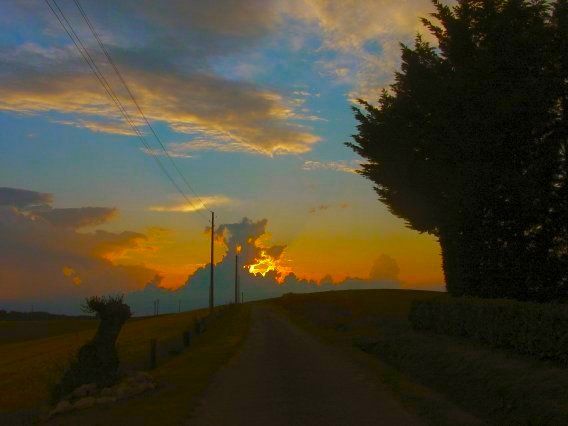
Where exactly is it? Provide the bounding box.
[0,0,445,312]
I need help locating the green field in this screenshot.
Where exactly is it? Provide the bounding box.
[275,290,568,425]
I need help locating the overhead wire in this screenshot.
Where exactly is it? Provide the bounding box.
[44,0,210,222]
[72,0,210,213]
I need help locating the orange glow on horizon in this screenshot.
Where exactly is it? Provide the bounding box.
[96,221,444,291]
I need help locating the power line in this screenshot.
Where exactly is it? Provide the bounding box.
[49,0,207,221]
[72,0,210,213]
[44,0,209,222]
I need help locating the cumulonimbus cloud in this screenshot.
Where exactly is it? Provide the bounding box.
[125,216,406,316]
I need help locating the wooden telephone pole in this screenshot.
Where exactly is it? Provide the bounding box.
[235,253,239,304]
[209,211,215,314]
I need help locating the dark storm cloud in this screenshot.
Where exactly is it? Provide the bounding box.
[0,188,155,300]
[0,187,52,209]
[36,207,117,229]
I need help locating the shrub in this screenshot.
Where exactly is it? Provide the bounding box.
[409,297,568,365]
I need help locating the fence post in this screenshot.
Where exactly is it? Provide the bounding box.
[149,338,157,369]
[183,330,191,347]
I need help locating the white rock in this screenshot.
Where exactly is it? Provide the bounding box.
[72,383,97,398]
[100,387,114,397]
[96,396,117,405]
[49,399,73,417]
[134,371,153,383]
[114,386,129,400]
[73,396,96,410]
[130,384,146,396]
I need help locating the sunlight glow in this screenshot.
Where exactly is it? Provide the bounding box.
[247,250,292,284]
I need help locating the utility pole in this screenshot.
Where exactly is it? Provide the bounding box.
[235,253,239,304]
[209,211,215,314]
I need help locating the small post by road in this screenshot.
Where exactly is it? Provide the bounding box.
[235,253,239,304]
[183,330,191,347]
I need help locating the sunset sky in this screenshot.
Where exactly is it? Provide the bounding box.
[0,0,445,304]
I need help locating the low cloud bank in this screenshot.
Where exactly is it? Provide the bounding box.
[125,218,406,316]
[0,188,442,315]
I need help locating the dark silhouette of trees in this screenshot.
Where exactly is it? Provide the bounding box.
[348,0,568,301]
[52,295,131,401]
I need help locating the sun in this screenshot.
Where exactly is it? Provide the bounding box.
[247,250,291,284]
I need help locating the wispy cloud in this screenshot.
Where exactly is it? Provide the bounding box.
[140,147,193,159]
[54,119,137,136]
[308,203,350,214]
[149,195,233,213]
[302,160,361,174]
[286,0,434,100]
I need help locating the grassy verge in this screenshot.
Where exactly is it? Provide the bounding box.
[273,290,568,425]
[270,291,480,426]
[47,304,251,425]
[0,309,209,414]
[358,321,568,425]
[0,319,98,345]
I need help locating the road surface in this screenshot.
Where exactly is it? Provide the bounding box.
[187,305,422,426]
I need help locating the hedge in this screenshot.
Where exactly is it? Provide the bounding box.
[409,297,568,365]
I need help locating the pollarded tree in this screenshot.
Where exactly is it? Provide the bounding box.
[52,295,131,401]
[348,0,567,301]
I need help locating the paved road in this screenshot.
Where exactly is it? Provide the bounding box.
[187,306,422,426]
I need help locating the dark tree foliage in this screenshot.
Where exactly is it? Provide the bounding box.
[348,0,568,301]
[52,295,131,401]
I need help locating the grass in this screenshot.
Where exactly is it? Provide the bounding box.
[0,309,210,414]
[48,304,251,425]
[0,319,98,345]
[275,290,568,425]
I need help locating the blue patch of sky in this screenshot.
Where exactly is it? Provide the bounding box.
[208,19,362,164]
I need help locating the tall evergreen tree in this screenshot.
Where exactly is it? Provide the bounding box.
[348,0,567,301]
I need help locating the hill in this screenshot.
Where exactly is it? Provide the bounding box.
[275,290,568,425]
